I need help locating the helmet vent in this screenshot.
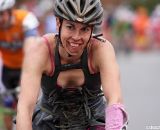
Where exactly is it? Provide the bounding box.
[55,0,103,25]
[57,6,63,14]
[80,0,85,13]
[90,1,94,5]
[85,7,96,18]
[67,1,75,15]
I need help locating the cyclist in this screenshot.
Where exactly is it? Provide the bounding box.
[16,0,128,130]
[0,0,39,129]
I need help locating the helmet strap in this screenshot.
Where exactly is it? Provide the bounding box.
[87,27,93,44]
[58,19,72,57]
[58,18,63,47]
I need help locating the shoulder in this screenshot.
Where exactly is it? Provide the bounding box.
[91,38,114,53]
[90,38,115,59]
[24,34,56,69]
[24,33,56,54]
[22,37,47,73]
[90,38,116,70]
[23,35,55,73]
[24,36,47,58]
[42,33,56,46]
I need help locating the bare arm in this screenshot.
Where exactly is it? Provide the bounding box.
[93,40,122,105]
[16,36,49,130]
[91,40,129,129]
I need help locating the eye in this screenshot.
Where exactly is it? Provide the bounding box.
[81,27,91,32]
[66,25,74,30]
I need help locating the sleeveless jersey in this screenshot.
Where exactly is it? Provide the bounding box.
[32,36,106,129]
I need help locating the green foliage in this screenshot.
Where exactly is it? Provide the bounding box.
[130,0,160,14]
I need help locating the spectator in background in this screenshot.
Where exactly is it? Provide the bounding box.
[0,0,39,129]
[132,6,150,51]
[112,5,135,53]
[102,11,114,43]
[44,11,57,34]
[149,4,160,50]
[33,0,57,34]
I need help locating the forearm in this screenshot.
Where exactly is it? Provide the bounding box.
[103,83,127,130]
[16,100,34,130]
[104,91,128,130]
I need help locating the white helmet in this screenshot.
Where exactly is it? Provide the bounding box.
[0,0,15,12]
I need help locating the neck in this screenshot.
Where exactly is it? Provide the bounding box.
[59,46,82,64]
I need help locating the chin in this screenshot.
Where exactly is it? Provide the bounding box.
[68,52,79,57]
[67,51,81,57]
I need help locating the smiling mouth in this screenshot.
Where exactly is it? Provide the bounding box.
[70,43,80,47]
[67,42,83,54]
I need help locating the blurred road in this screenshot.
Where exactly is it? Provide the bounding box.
[117,51,160,130]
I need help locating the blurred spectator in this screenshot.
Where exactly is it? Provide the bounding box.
[149,4,160,50]
[44,12,57,34]
[112,5,135,53]
[0,0,39,129]
[33,0,57,34]
[102,11,114,42]
[132,6,150,51]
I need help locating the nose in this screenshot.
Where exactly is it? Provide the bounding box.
[72,30,81,41]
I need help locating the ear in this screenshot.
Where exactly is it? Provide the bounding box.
[56,17,61,32]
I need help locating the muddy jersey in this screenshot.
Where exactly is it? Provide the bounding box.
[32,36,106,130]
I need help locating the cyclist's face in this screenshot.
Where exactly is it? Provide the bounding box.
[0,9,11,28]
[58,19,92,56]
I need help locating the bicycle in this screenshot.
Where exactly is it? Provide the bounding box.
[0,87,20,130]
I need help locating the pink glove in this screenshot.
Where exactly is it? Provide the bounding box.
[105,103,128,130]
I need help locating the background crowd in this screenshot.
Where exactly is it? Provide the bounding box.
[16,0,160,52]
[12,0,160,53]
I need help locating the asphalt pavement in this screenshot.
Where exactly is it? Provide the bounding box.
[117,51,160,130]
